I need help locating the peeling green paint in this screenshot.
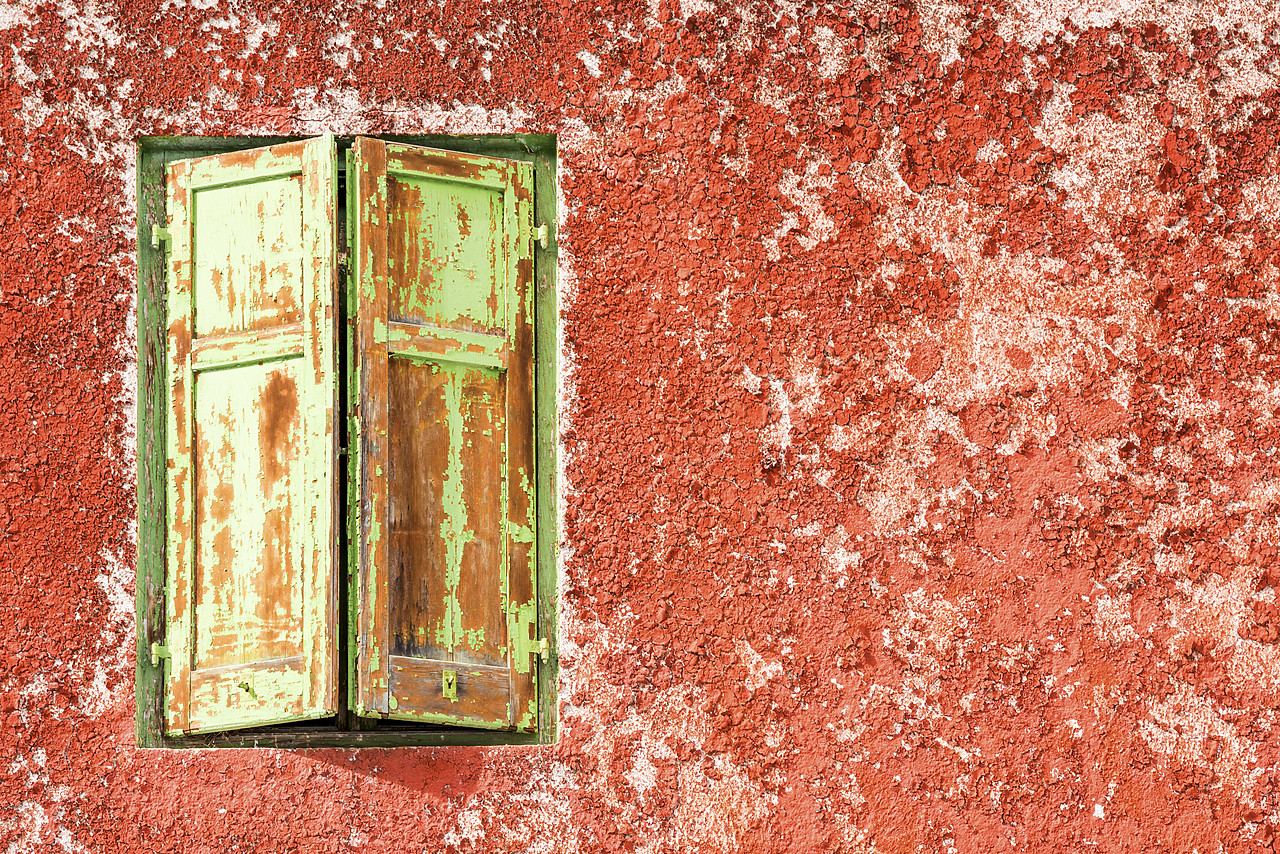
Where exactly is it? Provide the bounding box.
[516,698,537,733]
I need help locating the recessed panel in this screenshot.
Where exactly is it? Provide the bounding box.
[193,361,305,670]
[193,175,305,337]
[388,358,506,667]
[387,175,505,334]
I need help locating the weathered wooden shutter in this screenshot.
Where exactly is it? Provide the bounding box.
[350,137,538,730]
[165,136,338,734]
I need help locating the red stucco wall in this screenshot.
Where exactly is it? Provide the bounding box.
[4,0,1280,850]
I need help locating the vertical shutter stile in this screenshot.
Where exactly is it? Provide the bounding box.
[354,136,392,715]
[164,157,194,732]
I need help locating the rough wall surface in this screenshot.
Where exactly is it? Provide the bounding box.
[3,0,1280,850]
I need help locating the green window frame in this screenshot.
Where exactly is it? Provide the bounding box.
[135,134,559,747]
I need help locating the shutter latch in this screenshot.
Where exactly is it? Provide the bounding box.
[534,223,551,250]
[442,669,458,702]
[150,642,171,666]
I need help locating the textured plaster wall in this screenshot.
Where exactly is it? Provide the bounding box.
[3,0,1280,851]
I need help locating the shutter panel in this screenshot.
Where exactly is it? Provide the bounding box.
[351,137,537,730]
[165,136,339,735]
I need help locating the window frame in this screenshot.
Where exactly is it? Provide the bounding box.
[135,134,559,748]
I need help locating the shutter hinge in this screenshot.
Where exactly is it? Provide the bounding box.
[150,224,171,250]
[534,223,551,250]
[150,642,171,666]
[539,636,549,663]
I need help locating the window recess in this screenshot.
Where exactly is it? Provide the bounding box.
[135,134,558,748]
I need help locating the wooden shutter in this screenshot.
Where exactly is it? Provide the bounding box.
[164,136,339,735]
[350,137,538,730]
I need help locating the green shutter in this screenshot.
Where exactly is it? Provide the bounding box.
[164,136,339,735]
[350,137,538,730]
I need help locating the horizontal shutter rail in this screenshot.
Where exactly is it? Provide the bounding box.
[389,656,509,675]
[388,656,511,727]
[187,658,311,733]
[184,140,310,189]
[189,323,306,372]
[187,654,305,680]
[384,144,515,186]
[186,164,305,191]
[192,250,310,271]
[383,321,507,370]
[384,166,508,192]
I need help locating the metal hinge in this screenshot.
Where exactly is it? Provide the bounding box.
[508,601,543,673]
[534,223,551,250]
[150,642,171,666]
[150,224,170,250]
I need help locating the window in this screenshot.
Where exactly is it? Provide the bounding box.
[135,134,558,747]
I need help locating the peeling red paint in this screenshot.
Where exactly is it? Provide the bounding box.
[5,0,1280,850]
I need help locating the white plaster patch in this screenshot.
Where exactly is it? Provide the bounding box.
[57,0,124,49]
[1043,100,1174,240]
[997,0,1280,67]
[763,158,838,261]
[678,0,714,18]
[1238,177,1280,227]
[554,616,774,853]
[734,638,783,691]
[820,526,863,589]
[670,756,771,853]
[95,546,133,627]
[576,50,602,78]
[289,87,536,136]
[810,26,850,79]
[916,0,968,68]
[1093,593,1139,645]
[1,802,47,854]
[761,378,794,452]
[885,588,974,684]
[55,827,89,854]
[974,138,1005,165]
[324,28,356,70]
[441,808,487,849]
[760,356,826,458]
[624,749,658,795]
[1141,682,1263,803]
[0,1,33,30]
